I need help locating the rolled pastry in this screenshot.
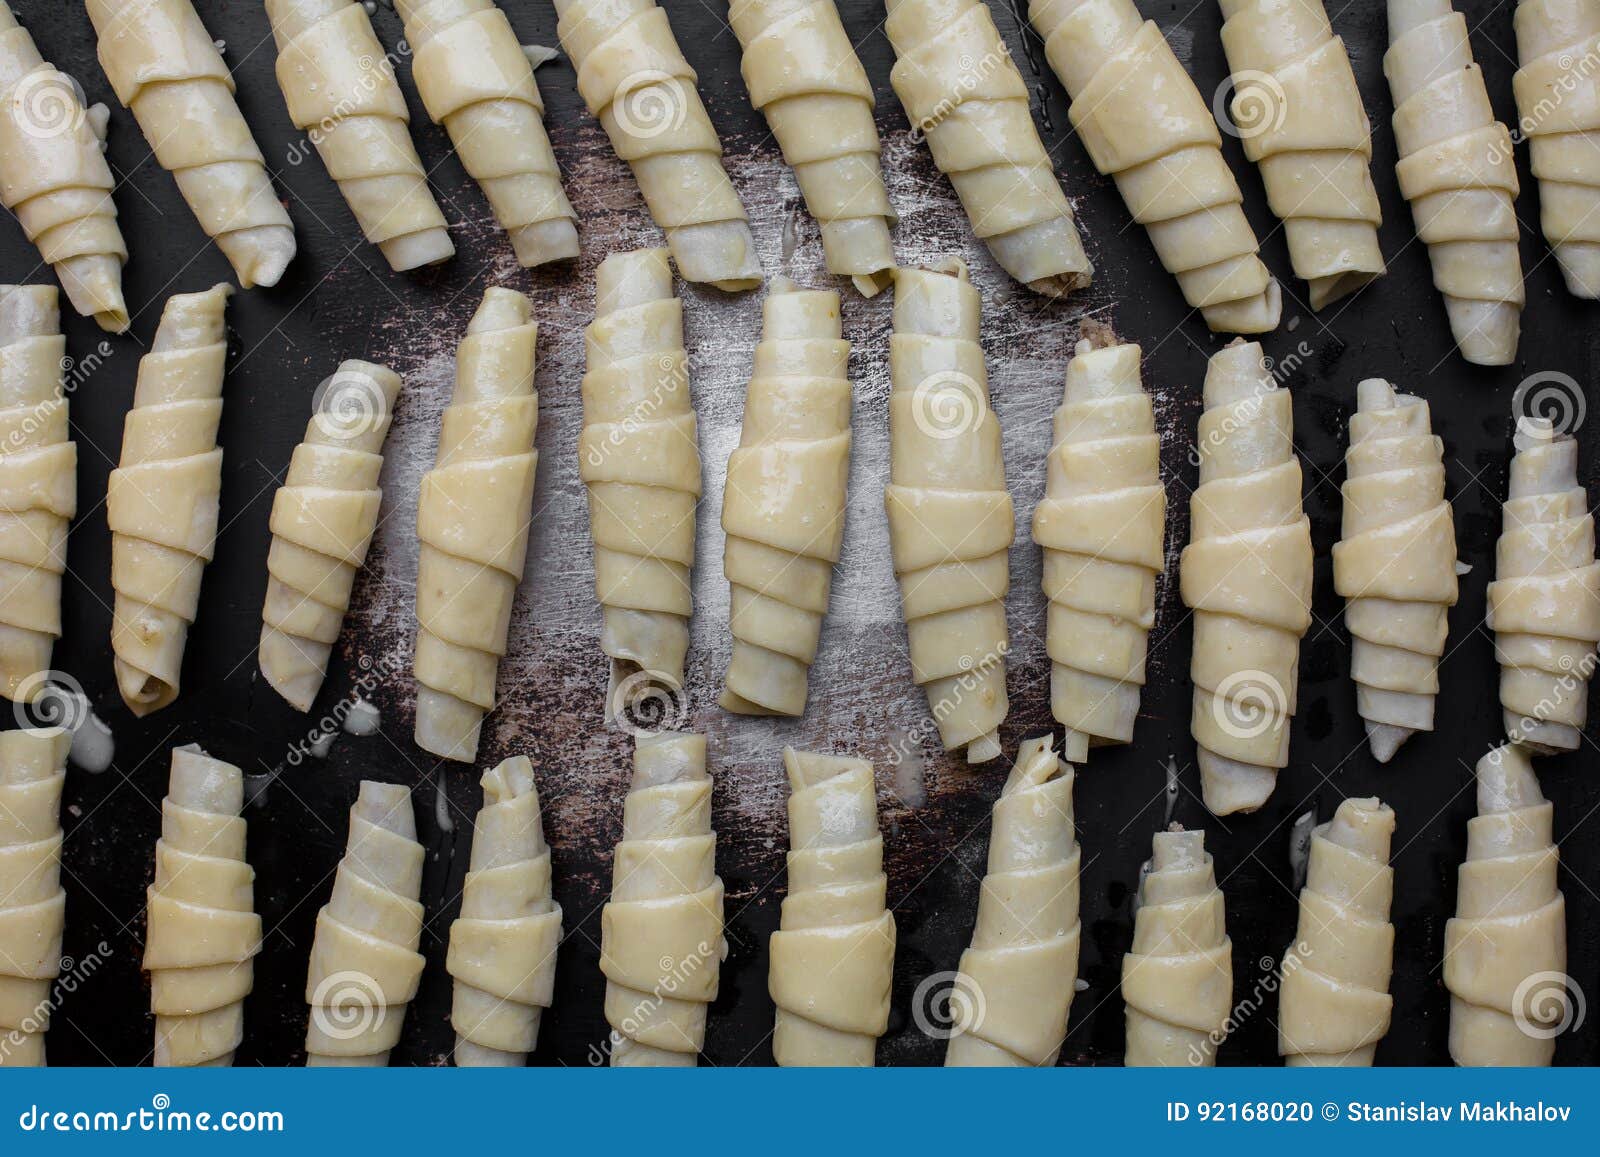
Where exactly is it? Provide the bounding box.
[730,0,894,296]
[85,0,295,289]
[447,756,562,1067]
[1180,340,1312,816]
[1446,743,1568,1066]
[945,735,1080,1067]
[266,0,453,271]
[1028,0,1281,332]
[1123,827,1232,1066]
[555,0,760,290]
[143,746,262,1068]
[0,286,73,704]
[0,727,68,1068]
[1488,417,1600,753]
[1217,0,1384,309]
[1384,0,1523,365]
[770,747,895,1066]
[579,248,699,706]
[304,781,424,1066]
[1033,330,1165,763]
[396,0,579,267]
[0,4,127,331]
[886,261,1011,762]
[1278,797,1395,1066]
[720,279,851,717]
[260,361,403,712]
[885,0,1092,298]
[108,284,231,717]
[415,287,539,762]
[601,732,725,1066]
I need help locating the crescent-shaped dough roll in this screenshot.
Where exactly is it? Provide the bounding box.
[1278,797,1395,1066]
[108,283,231,717]
[1384,0,1524,365]
[0,5,126,332]
[1445,743,1568,1066]
[601,732,725,1066]
[770,747,896,1066]
[555,0,760,291]
[397,0,578,267]
[730,0,894,296]
[946,735,1079,1067]
[1488,416,1600,753]
[1033,330,1165,763]
[0,727,68,1068]
[143,746,262,1068]
[1332,380,1458,763]
[1180,340,1312,816]
[720,279,851,717]
[266,0,453,271]
[85,0,295,289]
[0,286,73,704]
[1028,0,1281,332]
[304,781,424,1066]
[260,361,402,712]
[885,0,1092,298]
[415,287,539,762]
[1123,827,1232,1066]
[447,756,562,1067]
[887,261,1011,762]
[579,248,700,705]
[1217,0,1384,309]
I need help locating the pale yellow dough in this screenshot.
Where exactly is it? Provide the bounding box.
[0,727,68,1068]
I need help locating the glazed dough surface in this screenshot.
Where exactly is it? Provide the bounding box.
[0,728,68,1068]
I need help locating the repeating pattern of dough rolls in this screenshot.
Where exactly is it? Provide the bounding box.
[770,748,895,1066]
[107,284,231,717]
[143,746,261,1067]
[720,279,851,716]
[600,733,725,1066]
[0,728,68,1068]
[414,287,539,762]
[1028,0,1281,332]
[447,756,562,1067]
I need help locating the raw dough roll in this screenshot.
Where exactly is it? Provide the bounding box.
[266,0,453,271]
[143,746,262,1068]
[1033,330,1164,763]
[1028,0,1281,332]
[885,0,1092,298]
[108,283,231,717]
[397,0,579,267]
[85,0,295,289]
[0,4,126,331]
[579,248,699,705]
[1385,0,1523,365]
[0,286,73,704]
[414,287,539,762]
[0,727,68,1068]
[945,735,1080,1067]
[447,756,562,1067]
[1446,743,1568,1066]
[1488,416,1600,753]
[720,278,851,716]
[304,781,424,1066]
[730,0,894,296]
[260,361,403,712]
[886,261,1011,762]
[1278,797,1395,1066]
[1217,0,1384,308]
[1180,341,1312,815]
[1123,827,1232,1066]
[770,748,895,1066]
[601,732,725,1066]
[555,0,760,290]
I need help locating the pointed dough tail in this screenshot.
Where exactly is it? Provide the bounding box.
[0,728,69,1068]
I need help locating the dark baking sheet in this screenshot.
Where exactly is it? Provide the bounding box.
[7,0,1597,1067]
